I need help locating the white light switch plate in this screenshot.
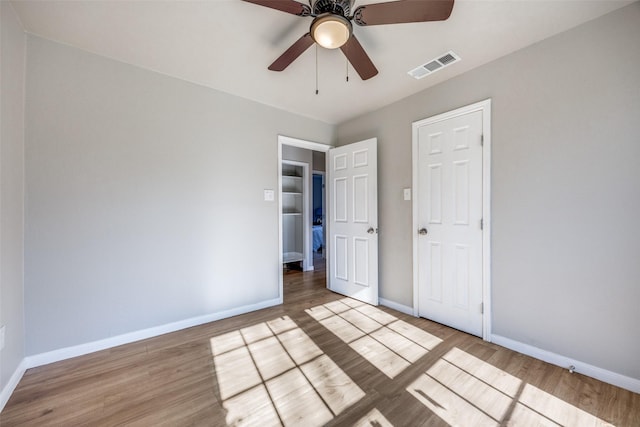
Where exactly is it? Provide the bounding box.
[264,189,275,202]
[403,188,411,201]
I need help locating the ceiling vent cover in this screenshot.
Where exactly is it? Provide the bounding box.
[408,51,460,80]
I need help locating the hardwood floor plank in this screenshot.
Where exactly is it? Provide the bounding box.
[2,261,638,426]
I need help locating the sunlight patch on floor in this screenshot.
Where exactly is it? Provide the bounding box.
[408,347,613,427]
[513,383,614,427]
[210,315,365,427]
[266,369,333,426]
[408,347,522,426]
[443,347,522,398]
[306,298,443,378]
[224,384,281,426]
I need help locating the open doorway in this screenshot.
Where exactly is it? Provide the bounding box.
[278,135,380,306]
[312,172,325,261]
[278,136,331,302]
[281,148,325,272]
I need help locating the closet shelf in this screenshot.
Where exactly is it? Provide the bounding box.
[282,161,305,267]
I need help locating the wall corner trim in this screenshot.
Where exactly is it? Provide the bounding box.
[379,298,414,316]
[492,334,640,394]
[0,359,28,412]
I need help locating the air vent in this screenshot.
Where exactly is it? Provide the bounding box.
[408,51,460,80]
[424,60,442,72]
[438,53,457,65]
[408,67,430,79]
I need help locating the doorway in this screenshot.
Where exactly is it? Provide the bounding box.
[278,136,331,301]
[412,100,492,339]
[278,136,380,306]
[312,172,325,259]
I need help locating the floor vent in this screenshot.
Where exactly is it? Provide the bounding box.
[408,51,460,80]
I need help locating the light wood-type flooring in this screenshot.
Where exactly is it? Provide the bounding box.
[2,258,639,426]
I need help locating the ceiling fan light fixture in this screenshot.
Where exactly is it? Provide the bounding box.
[310,14,352,49]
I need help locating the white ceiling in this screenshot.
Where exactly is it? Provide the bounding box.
[11,0,633,124]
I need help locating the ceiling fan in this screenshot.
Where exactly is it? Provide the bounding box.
[242,0,455,80]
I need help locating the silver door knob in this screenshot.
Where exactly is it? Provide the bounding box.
[419,228,428,235]
[367,227,375,234]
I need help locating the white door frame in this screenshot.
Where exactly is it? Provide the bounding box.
[278,135,332,302]
[411,99,492,341]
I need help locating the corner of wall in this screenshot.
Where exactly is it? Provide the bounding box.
[0,0,27,407]
[0,359,27,412]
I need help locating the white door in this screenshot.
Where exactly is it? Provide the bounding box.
[417,110,483,336]
[328,138,378,305]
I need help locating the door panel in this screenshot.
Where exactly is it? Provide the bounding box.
[417,111,483,336]
[334,177,348,222]
[328,138,378,305]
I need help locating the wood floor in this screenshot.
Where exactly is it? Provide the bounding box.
[2,261,639,426]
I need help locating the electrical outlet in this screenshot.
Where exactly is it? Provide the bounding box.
[0,325,5,351]
[403,188,411,201]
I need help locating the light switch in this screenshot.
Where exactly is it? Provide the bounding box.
[264,189,275,202]
[403,188,411,201]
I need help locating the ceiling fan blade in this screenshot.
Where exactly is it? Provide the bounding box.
[340,35,378,80]
[268,33,315,72]
[353,0,454,26]
[241,0,311,16]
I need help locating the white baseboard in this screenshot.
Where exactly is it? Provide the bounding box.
[379,298,414,316]
[0,359,28,412]
[24,297,282,370]
[492,334,640,394]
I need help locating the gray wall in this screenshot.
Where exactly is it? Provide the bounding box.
[24,36,334,355]
[337,3,640,380]
[312,151,325,172]
[0,2,26,394]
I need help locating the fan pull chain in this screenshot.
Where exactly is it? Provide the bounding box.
[315,45,319,95]
[346,57,349,82]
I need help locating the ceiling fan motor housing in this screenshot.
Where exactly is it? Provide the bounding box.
[312,0,354,17]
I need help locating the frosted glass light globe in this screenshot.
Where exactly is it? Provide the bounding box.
[311,14,352,49]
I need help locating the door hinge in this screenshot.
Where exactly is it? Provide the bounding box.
[480,218,484,230]
[480,302,484,314]
[481,134,484,146]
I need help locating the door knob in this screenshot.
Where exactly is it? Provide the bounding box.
[418,228,428,235]
[367,227,375,234]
